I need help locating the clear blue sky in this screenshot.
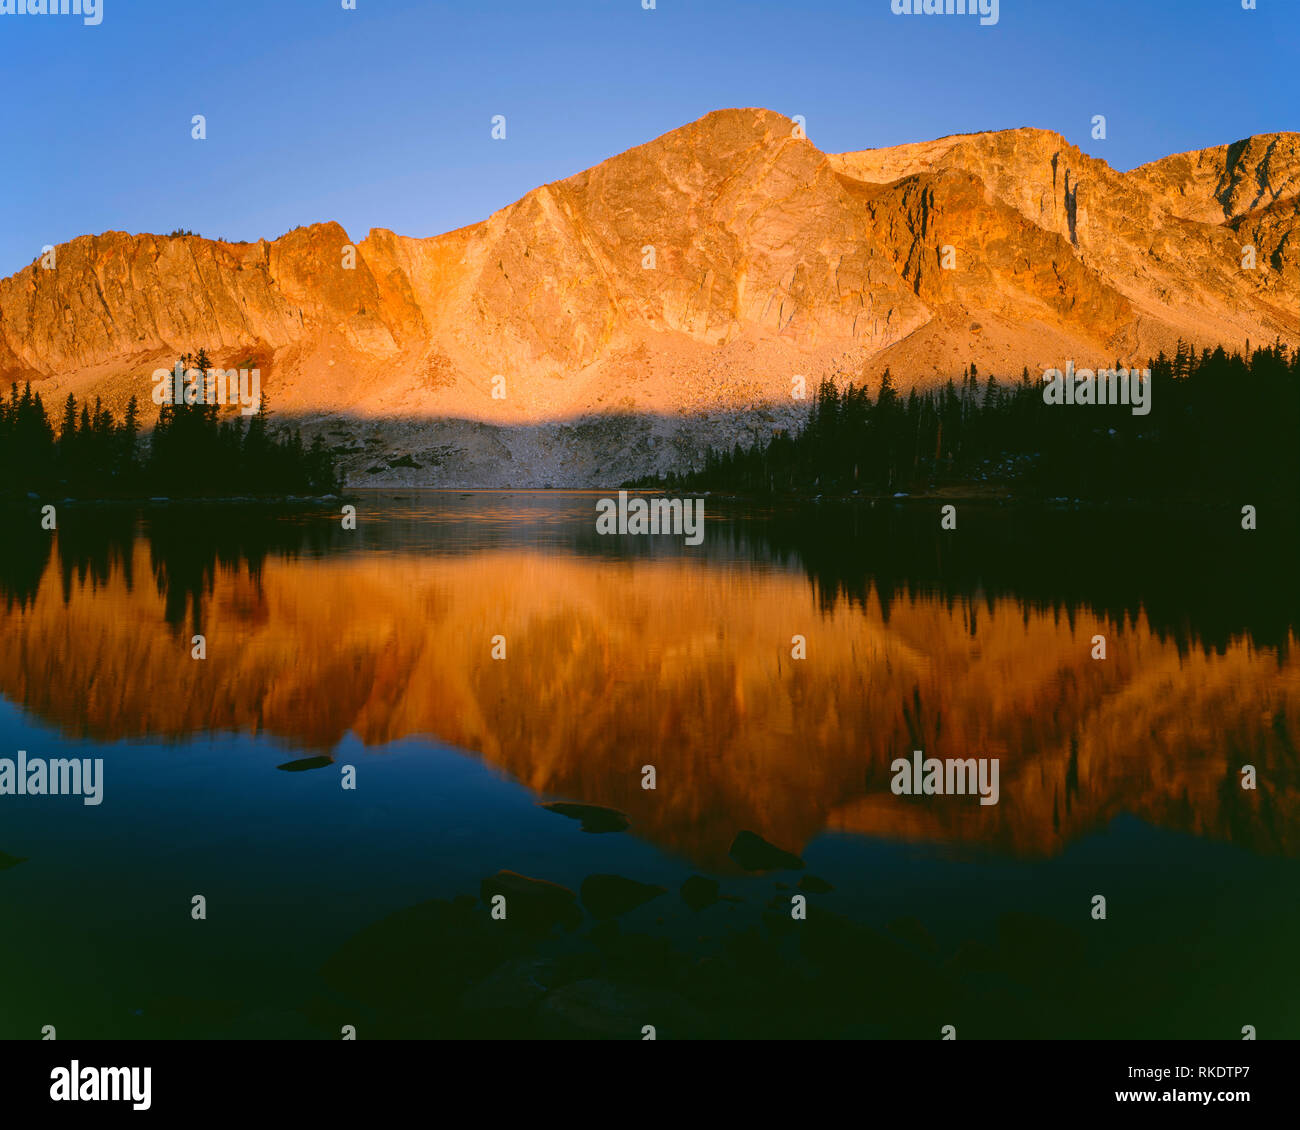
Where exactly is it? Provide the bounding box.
[1,0,1295,277]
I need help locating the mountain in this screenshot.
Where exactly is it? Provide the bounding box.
[3,108,1298,486]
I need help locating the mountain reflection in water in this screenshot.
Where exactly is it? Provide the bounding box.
[1,494,1295,868]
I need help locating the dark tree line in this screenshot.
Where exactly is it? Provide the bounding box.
[0,349,339,497]
[656,342,1299,503]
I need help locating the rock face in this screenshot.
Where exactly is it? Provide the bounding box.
[2,109,1298,485]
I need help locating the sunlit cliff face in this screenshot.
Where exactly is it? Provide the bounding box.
[4,111,1297,441]
[1,540,1295,868]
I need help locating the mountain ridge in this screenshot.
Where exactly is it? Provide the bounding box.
[3,107,1297,486]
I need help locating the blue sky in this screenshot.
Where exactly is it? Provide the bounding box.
[0,0,1295,277]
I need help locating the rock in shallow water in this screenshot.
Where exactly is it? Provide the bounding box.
[320,897,510,1010]
[885,915,937,954]
[459,957,556,1012]
[581,874,666,919]
[480,870,583,932]
[539,801,630,834]
[679,875,720,911]
[728,830,805,872]
[276,756,334,772]
[538,979,706,1039]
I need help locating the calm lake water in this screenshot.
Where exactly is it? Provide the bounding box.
[1,491,1297,1039]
